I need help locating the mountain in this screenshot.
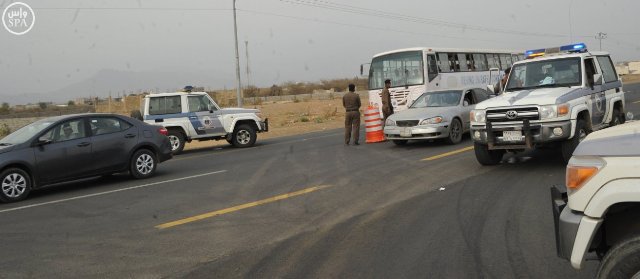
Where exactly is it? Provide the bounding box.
[4,69,232,104]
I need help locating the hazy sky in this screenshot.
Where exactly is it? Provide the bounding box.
[1,0,639,102]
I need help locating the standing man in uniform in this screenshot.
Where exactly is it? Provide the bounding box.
[381,79,394,124]
[493,67,510,95]
[343,83,361,145]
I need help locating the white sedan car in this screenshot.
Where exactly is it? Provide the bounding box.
[384,88,493,146]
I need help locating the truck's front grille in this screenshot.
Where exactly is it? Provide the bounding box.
[487,107,539,122]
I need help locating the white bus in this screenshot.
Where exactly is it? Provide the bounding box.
[367,47,524,114]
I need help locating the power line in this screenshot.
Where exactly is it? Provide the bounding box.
[238,9,517,45]
[280,0,572,38]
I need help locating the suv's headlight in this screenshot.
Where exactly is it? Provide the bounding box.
[540,103,569,120]
[566,156,605,194]
[470,110,486,123]
[420,116,443,125]
[385,118,396,126]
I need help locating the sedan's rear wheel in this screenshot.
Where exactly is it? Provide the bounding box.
[0,168,32,203]
[130,149,157,179]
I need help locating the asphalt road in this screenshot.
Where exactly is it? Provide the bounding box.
[1,84,640,278]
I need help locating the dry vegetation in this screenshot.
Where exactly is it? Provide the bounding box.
[622,74,640,84]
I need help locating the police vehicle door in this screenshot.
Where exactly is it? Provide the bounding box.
[584,57,607,126]
[187,95,225,136]
[595,56,621,123]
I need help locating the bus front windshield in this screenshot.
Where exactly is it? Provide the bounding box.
[369,51,424,90]
[506,57,581,91]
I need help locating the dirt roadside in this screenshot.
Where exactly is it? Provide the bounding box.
[185,93,370,150]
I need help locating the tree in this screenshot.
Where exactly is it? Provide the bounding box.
[244,86,259,98]
[270,85,283,96]
[38,102,48,109]
[0,102,9,113]
[67,100,75,106]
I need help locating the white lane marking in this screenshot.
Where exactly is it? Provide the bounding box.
[0,170,227,214]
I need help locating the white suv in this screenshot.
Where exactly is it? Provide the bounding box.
[141,92,267,154]
[471,44,626,164]
[552,118,640,278]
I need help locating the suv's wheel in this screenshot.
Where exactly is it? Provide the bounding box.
[561,119,588,164]
[0,168,32,203]
[445,118,463,144]
[167,130,186,154]
[610,108,623,127]
[596,235,640,279]
[130,149,157,179]
[392,140,408,146]
[474,143,504,165]
[232,124,256,148]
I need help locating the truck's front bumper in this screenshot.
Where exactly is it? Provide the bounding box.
[551,185,578,261]
[471,120,571,149]
[551,185,603,269]
[260,118,269,132]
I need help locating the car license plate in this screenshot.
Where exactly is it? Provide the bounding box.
[503,130,522,141]
[400,128,412,137]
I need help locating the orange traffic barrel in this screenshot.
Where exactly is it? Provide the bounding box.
[365,106,385,143]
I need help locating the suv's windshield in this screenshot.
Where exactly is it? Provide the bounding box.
[369,51,424,90]
[0,119,56,145]
[410,91,461,108]
[506,57,582,91]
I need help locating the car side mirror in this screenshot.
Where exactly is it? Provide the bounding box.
[463,100,470,107]
[593,73,603,85]
[37,137,52,146]
[486,84,495,93]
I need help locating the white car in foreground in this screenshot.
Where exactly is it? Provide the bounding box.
[552,117,639,278]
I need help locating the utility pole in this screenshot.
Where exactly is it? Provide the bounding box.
[595,32,607,51]
[245,40,251,88]
[233,0,243,107]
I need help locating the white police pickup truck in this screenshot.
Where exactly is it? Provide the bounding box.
[470,43,626,164]
[141,92,268,154]
[552,117,639,278]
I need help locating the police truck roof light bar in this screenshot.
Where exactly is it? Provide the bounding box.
[525,43,588,59]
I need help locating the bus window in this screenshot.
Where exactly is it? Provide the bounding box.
[457,53,469,72]
[427,54,438,82]
[448,53,459,72]
[487,54,499,69]
[466,54,475,71]
[437,53,451,73]
[473,54,488,71]
[499,54,510,69]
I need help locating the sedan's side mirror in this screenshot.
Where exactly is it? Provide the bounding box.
[37,137,52,146]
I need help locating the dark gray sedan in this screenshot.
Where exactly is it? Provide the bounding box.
[0,114,172,202]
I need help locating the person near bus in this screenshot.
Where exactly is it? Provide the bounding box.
[494,67,511,95]
[343,84,361,145]
[381,79,394,123]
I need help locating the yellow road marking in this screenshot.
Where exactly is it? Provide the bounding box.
[155,185,332,229]
[421,146,474,161]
